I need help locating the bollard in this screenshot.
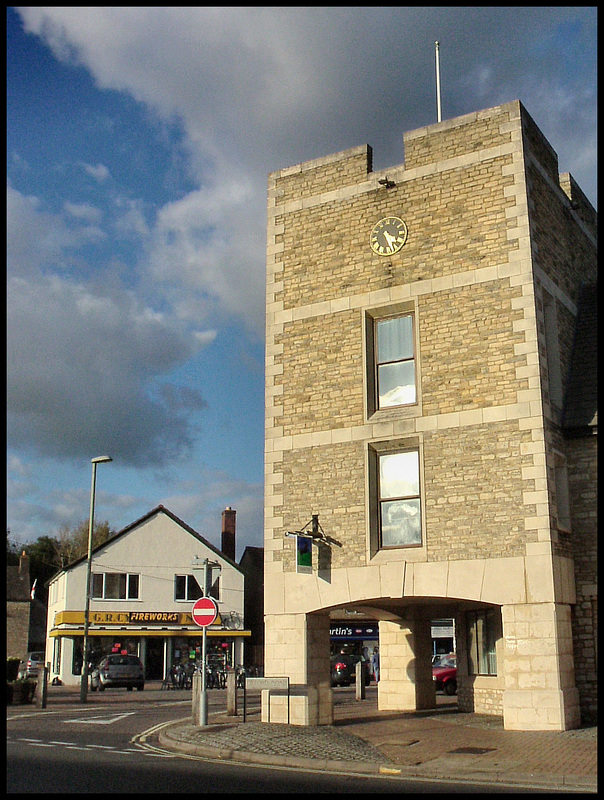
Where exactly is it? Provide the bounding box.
[192,671,206,726]
[355,659,366,700]
[36,664,49,709]
[226,669,237,716]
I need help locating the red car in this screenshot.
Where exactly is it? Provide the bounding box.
[432,654,457,695]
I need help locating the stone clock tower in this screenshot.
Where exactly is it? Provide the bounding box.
[263,101,597,730]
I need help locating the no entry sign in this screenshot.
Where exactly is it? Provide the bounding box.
[192,596,218,628]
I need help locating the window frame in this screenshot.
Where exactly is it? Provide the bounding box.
[553,449,572,532]
[466,609,498,676]
[91,572,140,601]
[365,305,420,419]
[174,573,204,602]
[369,442,424,552]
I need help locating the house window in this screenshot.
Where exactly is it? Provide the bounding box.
[467,609,498,676]
[174,574,203,602]
[92,572,140,600]
[374,314,416,410]
[377,449,422,547]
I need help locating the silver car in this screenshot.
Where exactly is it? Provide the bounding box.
[90,654,144,692]
[17,651,45,680]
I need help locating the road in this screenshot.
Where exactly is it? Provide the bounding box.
[6,685,557,793]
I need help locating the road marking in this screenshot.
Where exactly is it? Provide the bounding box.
[64,711,137,725]
[25,742,55,748]
[48,740,78,745]
[86,744,117,750]
[132,715,191,743]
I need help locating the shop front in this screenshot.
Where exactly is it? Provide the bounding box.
[49,609,250,685]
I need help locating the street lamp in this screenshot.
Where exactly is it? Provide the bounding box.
[80,455,112,703]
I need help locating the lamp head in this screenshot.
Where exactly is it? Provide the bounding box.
[91,456,112,464]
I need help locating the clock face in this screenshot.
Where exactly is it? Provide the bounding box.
[370,216,408,256]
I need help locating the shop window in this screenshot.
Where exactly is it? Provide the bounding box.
[53,637,61,674]
[370,445,423,548]
[467,609,498,676]
[92,572,140,600]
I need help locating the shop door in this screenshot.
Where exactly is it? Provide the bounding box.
[145,638,165,680]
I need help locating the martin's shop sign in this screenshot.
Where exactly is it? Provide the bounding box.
[330,623,378,641]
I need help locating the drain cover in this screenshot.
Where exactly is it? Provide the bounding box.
[449,747,496,755]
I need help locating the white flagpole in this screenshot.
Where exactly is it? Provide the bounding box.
[435,41,442,123]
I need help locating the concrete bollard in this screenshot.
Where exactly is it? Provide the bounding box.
[226,669,237,715]
[355,660,366,700]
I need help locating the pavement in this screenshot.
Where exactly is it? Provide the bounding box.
[158,686,597,792]
[11,681,597,791]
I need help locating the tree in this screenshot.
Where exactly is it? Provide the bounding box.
[53,520,114,568]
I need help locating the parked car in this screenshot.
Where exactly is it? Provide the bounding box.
[330,654,371,687]
[90,654,144,692]
[17,651,45,680]
[432,654,457,695]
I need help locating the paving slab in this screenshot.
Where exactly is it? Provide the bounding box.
[158,690,597,792]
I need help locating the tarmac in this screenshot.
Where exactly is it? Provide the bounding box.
[10,682,597,792]
[157,685,597,792]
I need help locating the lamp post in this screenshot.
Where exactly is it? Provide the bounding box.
[79,455,112,703]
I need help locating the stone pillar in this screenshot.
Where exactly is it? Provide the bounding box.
[263,612,332,725]
[502,602,581,731]
[378,615,436,712]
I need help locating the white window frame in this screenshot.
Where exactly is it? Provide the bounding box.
[92,572,140,600]
[365,303,420,419]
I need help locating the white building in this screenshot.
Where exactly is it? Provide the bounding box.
[45,505,249,685]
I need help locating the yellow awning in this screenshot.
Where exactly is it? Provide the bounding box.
[49,628,251,638]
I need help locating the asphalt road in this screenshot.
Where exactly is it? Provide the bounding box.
[6,686,554,793]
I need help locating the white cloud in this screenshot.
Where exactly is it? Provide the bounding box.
[81,162,110,182]
[63,200,103,224]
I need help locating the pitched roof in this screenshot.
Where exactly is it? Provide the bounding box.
[47,504,242,583]
[562,283,598,434]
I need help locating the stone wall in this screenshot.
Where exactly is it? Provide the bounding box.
[7,602,30,660]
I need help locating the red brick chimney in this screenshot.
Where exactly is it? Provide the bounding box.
[221,507,236,561]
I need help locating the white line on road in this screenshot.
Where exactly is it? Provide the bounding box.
[64,711,137,725]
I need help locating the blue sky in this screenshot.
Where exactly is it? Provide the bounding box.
[6,7,597,558]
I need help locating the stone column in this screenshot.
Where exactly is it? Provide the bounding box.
[502,602,581,730]
[378,615,436,712]
[263,612,332,725]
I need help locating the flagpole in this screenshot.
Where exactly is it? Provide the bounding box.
[435,41,442,123]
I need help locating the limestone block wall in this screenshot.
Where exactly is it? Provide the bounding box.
[566,436,598,723]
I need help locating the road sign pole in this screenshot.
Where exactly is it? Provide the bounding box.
[199,558,209,726]
[191,558,220,727]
